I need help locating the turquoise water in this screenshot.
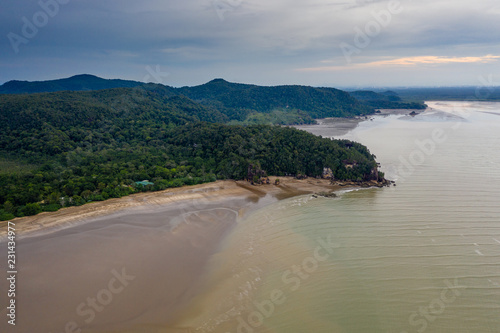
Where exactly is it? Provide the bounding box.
[188,101,500,333]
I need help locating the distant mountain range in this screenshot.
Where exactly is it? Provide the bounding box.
[0,74,426,120]
[389,87,500,101]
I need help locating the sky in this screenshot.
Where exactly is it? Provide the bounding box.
[1,0,500,88]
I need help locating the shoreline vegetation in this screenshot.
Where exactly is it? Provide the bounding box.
[0,121,385,222]
[0,176,392,239]
[1,75,496,332]
[0,75,424,224]
[0,175,388,332]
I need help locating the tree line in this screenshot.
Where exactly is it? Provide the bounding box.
[0,87,382,220]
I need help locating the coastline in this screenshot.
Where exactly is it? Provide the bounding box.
[375,108,427,116]
[294,117,363,137]
[0,176,387,333]
[0,106,414,240]
[0,177,360,239]
[293,108,427,138]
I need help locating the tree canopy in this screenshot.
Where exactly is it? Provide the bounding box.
[0,83,384,220]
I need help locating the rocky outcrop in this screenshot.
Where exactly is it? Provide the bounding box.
[312,191,337,198]
[331,178,395,188]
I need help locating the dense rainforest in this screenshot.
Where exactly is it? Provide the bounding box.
[0,77,391,220]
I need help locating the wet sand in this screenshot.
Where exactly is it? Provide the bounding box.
[294,117,363,137]
[375,108,426,116]
[293,109,427,138]
[0,177,348,333]
[0,178,341,239]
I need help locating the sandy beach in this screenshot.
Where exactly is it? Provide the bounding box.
[293,109,427,138]
[0,177,358,333]
[0,177,344,239]
[294,117,363,137]
[375,108,426,116]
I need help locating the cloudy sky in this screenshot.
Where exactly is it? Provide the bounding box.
[1,0,500,87]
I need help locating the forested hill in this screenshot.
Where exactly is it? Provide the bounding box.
[176,79,373,120]
[1,75,431,120]
[0,74,142,94]
[0,85,383,220]
[1,75,375,121]
[0,87,228,136]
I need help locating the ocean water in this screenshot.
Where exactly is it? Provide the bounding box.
[181,101,500,333]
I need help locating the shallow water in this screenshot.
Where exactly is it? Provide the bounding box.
[179,101,500,333]
[2,101,499,333]
[0,197,252,333]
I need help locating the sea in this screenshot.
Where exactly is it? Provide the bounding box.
[182,101,500,333]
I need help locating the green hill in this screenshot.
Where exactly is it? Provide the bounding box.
[1,75,376,122]
[0,74,142,94]
[0,85,383,220]
[0,87,227,157]
[178,79,374,121]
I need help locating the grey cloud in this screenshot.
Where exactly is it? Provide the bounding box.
[0,0,499,86]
